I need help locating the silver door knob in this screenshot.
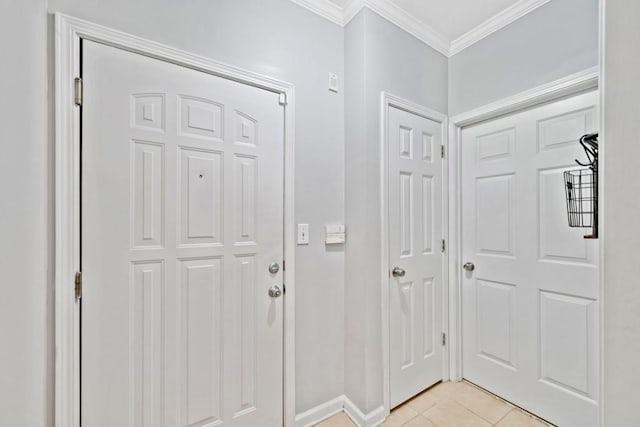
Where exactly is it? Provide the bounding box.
[268,262,280,274]
[268,285,282,298]
[392,267,406,278]
[463,262,475,272]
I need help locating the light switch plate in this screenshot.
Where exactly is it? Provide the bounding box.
[328,73,339,93]
[297,223,309,245]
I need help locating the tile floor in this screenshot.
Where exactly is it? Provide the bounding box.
[314,381,553,427]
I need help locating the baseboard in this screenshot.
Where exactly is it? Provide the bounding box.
[294,395,388,427]
[343,397,387,427]
[294,395,345,427]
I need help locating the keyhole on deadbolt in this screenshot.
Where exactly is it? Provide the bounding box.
[198,174,204,179]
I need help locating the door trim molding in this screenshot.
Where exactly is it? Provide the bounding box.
[446,66,600,382]
[380,92,449,414]
[54,13,297,427]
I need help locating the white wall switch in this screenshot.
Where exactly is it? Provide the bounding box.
[297,223,310,245]
[328,73,339,93]
[325,224,346,244]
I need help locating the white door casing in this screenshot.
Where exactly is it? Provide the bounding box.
[461,90,599,426]
[81,40,285,426]
[388,105,444,408]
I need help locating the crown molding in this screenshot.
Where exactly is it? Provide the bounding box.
[342,0,364,24]
[288,0,345,26]
[363,0,450,56]
[449,0,551,56]
[289,0,551,58]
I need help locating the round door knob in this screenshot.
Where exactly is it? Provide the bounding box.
[392,267,406,278]
[268,262,280,274]
[463,262,475,272]
[268,285,282,298]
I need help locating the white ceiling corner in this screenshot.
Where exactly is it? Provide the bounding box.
[342,0,365,24]
[363,0,450,56]
[289,0,345,25]
[449,0,551,56]
[288,0,552,57]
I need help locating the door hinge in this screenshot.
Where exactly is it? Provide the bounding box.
[442,333,446,346]
[279,93,287,106]
[441,239,446,253]
[74,77,83,106]
[441,145,445,159]
[74,271,82,301]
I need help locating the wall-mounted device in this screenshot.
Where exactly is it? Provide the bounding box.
[325,225,346,244]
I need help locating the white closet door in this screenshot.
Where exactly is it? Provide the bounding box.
[81,40,285,427]
[461,91,599,426]
[389,106,444,408]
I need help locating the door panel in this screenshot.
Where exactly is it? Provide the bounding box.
[461,91,599,426]
[389,106,444,408]
[81,41,284,427]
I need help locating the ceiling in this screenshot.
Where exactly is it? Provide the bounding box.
[292,0,550,56]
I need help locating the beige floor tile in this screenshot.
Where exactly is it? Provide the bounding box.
[427,381,468,400]
[450,382,512,424]
[314,411,356,427]
[401,415,438,427]
[405,390,441,413]
[496,409,549,427]
[423,399,491,427]
[381,405,419,427]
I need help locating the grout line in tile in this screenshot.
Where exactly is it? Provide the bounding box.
[447,380,513,424]
[399,414,419,426]
[492,408,513,425]
[461,380,556,426]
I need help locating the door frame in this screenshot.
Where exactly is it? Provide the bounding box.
[54,13,297,427]
[380,92,449,414]
[446,67,600,386]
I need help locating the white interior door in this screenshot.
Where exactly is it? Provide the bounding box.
[81,40,285,427]
[389,105,444,408]
[461,91,599,426]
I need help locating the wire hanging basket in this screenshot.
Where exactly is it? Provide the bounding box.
[565,168,596,227]
[564,132,598,239]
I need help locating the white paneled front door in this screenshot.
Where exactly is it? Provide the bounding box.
[461,91,599,426]
[81,41,285,426]
[389,106,444,408]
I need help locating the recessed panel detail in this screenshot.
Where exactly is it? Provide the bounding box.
[132,94,165,132]
[233,255,257,416]
[400,281,414,369]
[422,133,433,162]
[539,167,591,263]
[400,172,413,257]
[476,174,514,256]
[179,148,222,246]
[422,175,433,254]
[399,126,413,159]
[540,290,595,397]
[179,258,223,427]
[131,261,164,427]
[538,107,596,151]
[178,95,223,140]
[476,279,515,368]
[132,141,164,248]
[235,111,258,146]
[234,156,257,245]
[423,278,434,358]
[476,128,514,162]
